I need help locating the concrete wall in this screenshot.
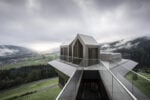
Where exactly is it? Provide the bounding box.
[100,52,122,62]
[55,69,69,88]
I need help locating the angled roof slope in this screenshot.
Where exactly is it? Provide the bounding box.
[60,34,99,47]
[48,60,76,77]
[78,34,98,45]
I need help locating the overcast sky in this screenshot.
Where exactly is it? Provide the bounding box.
[0,0,150,52]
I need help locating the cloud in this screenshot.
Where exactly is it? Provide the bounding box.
[0,0,150,51]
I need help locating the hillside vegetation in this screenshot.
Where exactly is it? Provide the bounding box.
[0,78,61,100]
[0,53,57,70]
[0,65,57,90]
[101,37,150,69]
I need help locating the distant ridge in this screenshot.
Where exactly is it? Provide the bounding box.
[100,36,150,69]
[0,45,37,64]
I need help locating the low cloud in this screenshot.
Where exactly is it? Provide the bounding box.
[0,0,150,51]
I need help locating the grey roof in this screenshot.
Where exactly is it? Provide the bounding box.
[101,52,121,55]
[111,59,138,76]
[101,59,137,70]
[49,58,138,78]
[48,60,76,77]
[78,34,98,45]
[60,34,99,47]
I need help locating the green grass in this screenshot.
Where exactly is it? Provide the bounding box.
[15,86,61,100]
[0,78,61,100]
[138,72,150,79]
[125,72,150,97]
[0,54,57,70]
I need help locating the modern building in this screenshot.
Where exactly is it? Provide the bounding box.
[49,34,138,100]
[60,34,100,66]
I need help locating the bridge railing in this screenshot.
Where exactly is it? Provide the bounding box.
[114,66,150,100]
[99,68,137,100]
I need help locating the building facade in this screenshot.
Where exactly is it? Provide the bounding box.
[60,34,100,66]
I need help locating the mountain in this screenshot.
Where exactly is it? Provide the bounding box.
[0,45,37,64]
[100,37,150,69]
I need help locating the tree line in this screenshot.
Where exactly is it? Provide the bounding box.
[0,64,57,90]
[115,37,150,71]
[116,47,150,70]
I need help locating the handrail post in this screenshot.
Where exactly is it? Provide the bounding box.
[112,75,113,100]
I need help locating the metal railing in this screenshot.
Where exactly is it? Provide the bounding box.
[59,55,100,67]
[100,69,137,100]
[114,66,150,100]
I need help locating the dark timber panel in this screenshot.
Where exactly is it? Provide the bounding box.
[61,48,63,55]
[69,42,73,62]
[73,39,83,64]
[88,48,99,66]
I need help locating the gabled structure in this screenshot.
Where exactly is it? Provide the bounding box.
[60,34,100,66]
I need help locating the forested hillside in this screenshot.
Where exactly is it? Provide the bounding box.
[100,37,150,69]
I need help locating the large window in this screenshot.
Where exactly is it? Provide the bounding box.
[73,39,83,64]
[61,48,63,55]
[88,48,99,65]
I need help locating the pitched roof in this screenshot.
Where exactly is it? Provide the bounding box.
[48,60,76,77]
[78,34,98,45]
[60,34,99,47]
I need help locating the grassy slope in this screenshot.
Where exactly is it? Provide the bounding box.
[0,78,61,100]
[125,72,150,97]
[15,86,61,100]
[0,54,57,70]
[138,72,150,79]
